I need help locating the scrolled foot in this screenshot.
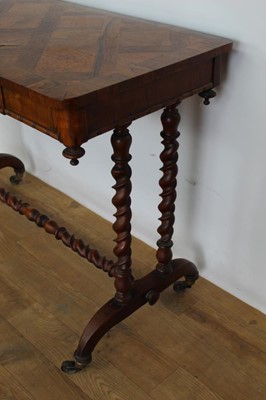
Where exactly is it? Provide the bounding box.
[0,154,25,184]
[61,351,92,374]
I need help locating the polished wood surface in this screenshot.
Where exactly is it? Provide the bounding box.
[0,0,232,152]
[1,170,265,400]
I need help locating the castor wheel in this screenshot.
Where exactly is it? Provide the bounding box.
[173,273,199,292]
[10,172,24,185]
[61,351,92,374]
[61,360,88,374]
[173,280,190,291]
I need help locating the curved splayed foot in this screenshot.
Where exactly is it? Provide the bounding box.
[172,259,199,291]
[0,153,25,184]
[60,258,199,373]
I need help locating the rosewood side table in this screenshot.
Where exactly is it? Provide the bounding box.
[0,0,232,373]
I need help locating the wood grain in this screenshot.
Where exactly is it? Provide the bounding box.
[0,319,91,400]
[0,169,265,400]
[151,366,224,400]
[0,366,33,400]
[0,0,232,150]
[8,303,153,400]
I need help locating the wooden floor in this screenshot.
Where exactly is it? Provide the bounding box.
[0,168,265,400]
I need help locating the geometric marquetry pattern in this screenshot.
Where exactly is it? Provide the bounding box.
[0,0,231,101]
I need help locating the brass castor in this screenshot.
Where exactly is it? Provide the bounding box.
[173,273,199,291]
[61,351,92,374]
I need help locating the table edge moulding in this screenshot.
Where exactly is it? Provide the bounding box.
[0,0,232,373]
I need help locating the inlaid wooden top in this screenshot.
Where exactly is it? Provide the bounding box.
[0,0,232,158]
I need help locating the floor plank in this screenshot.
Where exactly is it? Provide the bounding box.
[8,304,154,400]
[0,169,266,400]
[0,318,91,400]
[0,366,34,400]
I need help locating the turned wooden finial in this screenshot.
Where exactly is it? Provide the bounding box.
[62,146,85,165]
[199,89,216,105]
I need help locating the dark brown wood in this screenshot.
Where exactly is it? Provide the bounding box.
[156,104,180,275]
[62,146,86,166]
[0,0,232,163]
[0,153,25,184]
[0,0,232,374]
[61,257,198,373]
[111,125,134,305]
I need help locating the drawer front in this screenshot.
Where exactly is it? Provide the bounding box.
[70,58,215,142]
[1,84,59,140]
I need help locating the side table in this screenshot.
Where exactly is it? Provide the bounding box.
[0,0,232,373]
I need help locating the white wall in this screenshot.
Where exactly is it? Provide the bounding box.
[1,0,266,314]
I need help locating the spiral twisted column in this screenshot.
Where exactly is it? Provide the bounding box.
[111,124,134,305]
[156,103,181,275]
